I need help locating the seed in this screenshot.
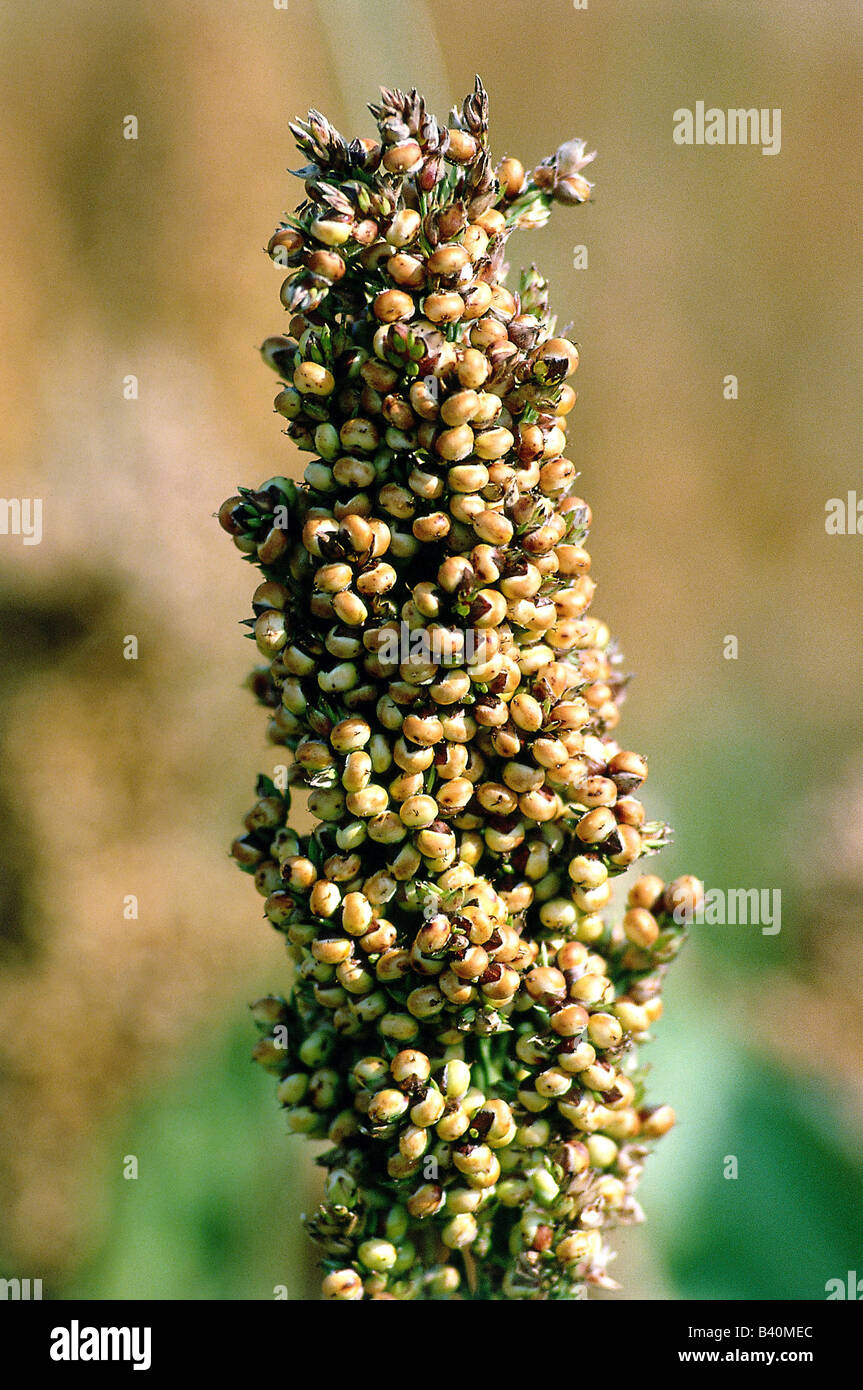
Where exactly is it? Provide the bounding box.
[451,493,484,524]
[587,1013,624,1049]
[550,1003,589,1038]
[471,589,507,628]
[356,561,397,594]
[424,292,465,324]
[322,1269,364,1300]
[556,1231,600,1266]
[378,482,415,518]
[294,361,334,396]
[391,1049,431,1087]
[332,590,368,626]
[536,1068,572,1098]
[447,462,489,493]
[461,281,494,318]
[373,288,414,323]
[623,907,659,948]
[568,972,609,1005]
[407,1184,445,1219]
[613,999,649,1034]
[409,378,440,420]
[470,317,506,352]
[461,224,489,258]
[441,389,481,426]
[254,610,287,656]
[339,417,380,452]
[388,252,426,288]
[439,1060,470,1099]
[310,218,351,246]
[427,244,471,276]
[525,966,567,1005]
[450,946,489,980]
[399,794,439,828]
[383,140,422,173]
[640,1104,676,1138]
[274,386,302,419]
[476,208,506,235]
[541,336,580,374]
[510,693,544,732]
[416,821,456,859]
[576,807,617,844]
[411,512,451,543]
[341,751,372,793]
[340,889,372,934]
[410,1088,446,1127]
[489,284,516,319]
[367,1088,410,1124]
[446,129,478,162]
[610,824,642,866]
[386,208,422,246]
[473,510,513,545]
[358,1238,398,1273]
[497,156,525,198]
[627,874,665,911]
[665,875,704,920]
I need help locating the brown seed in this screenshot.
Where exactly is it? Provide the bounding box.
[461,282,494,319]
[461,225,489,259]
[457,348,490,390]
[576,806,618,844]
[475,208,506,236]
[550,1003,589,1038]
[373,289,414,323]
[610,824,642,865]
[308,248,346,282]
[623,907,660,948]
[294,361,335,395]
[497,156,525,199]
[489,285,516,319]
[424,292,465,324]
[427,244,471,277]
[441,389,481,426]
[640,1104,676,1138]
[435,424,474,461]
[525,966,567,1005]
[387,252,426,288]
[473,510,513,545]
[446,129,478,162]
[474,427,515,461]
[412,512,451,543]
[383,140,422,173]
[627,875,665,911]
[385,208,422,247]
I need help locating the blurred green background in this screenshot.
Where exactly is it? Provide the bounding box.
[1,0,862,1300]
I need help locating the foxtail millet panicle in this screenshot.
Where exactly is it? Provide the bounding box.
[219,76,701,1300]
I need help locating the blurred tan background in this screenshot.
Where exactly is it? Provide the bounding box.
[1,0,862,1299]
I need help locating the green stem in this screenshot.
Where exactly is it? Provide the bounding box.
[478,1036,502,1090]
